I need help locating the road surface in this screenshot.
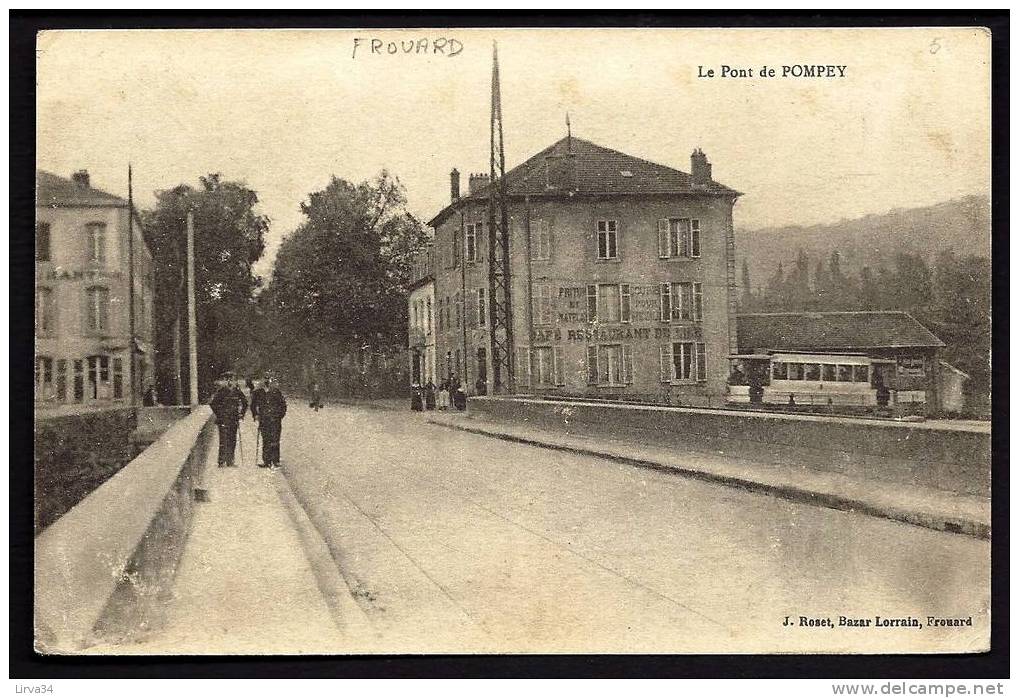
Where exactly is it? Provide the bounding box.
[281,402,989,653]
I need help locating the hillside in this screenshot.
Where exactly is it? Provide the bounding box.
[735,195,990,288]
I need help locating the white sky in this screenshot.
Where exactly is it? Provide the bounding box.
[37,27,991,278]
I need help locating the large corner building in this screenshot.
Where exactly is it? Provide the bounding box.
[410,136,741,401]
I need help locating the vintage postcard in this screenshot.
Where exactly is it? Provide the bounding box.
[32,25,992,656]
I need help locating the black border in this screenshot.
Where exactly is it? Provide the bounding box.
[10,10,1009,680]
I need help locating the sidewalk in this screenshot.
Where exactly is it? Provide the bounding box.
[426,412,990,540]
[94,419,370,655]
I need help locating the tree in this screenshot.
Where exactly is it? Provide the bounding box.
[263,171,429,394]
[857,266,881,310]
[931,251,991,414]
[889,252,934,322]
[740,259,752,311]
[762,261,785,310]
[143,174,268,402]
[811,259,830,311]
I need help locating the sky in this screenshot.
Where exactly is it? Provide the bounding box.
[36,27,991,278]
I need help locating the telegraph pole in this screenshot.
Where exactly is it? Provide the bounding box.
[127,164,137,407]
[186,210,199,405]
[487,41,514,394]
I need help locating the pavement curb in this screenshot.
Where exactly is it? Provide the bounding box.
[272,471,377,640]
[428,418,990,541]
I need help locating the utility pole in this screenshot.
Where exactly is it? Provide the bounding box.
[127,164,137,407]
[487,40,514,394]
[186,210,199,405]
[460,210,468,390]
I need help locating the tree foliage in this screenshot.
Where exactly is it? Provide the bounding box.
[259,171,429,394]
[143,174,268,401]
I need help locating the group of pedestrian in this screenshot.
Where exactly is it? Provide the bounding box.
[210,371,287,469]
[410,378,467,412]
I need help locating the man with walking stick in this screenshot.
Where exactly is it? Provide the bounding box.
[210,372,248,468]
[259,374,288,470]
[250,377,267,467]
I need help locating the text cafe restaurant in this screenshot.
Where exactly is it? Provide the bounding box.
[423,136,741,404]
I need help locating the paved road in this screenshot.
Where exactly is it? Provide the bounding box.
[282,402,990,653]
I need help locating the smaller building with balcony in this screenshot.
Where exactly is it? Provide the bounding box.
[407,243,436,386]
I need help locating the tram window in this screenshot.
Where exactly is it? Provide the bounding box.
[804,363,821,381]
[788,363,804,380]
[822,364,837,382]
[772,362,788,380]
[853,365,869,382]
[837,365,853,381]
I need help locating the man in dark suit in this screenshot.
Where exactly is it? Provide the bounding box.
[210,373,248,467]
[259,375,288,469]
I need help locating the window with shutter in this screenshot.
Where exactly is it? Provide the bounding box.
[691,219,701,258]
[598,284,620,322]
[532,220,552,261]
[620,284,631,323]
[622,344,633,384]
[587,285,598,322]
[87,223,106,266]
[696,342,707,381]
[660,283,671,322]
[587,345,599,385]
[659,345,673,382]
[693,283,703,321]
[657,219,669,258]
[477,288,487,328]
[516,346,532,387]
[535,284,554,325]
[681,283,693,321]
[553,345,565,386]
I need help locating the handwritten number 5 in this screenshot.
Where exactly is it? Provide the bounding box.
[930,37,942,55]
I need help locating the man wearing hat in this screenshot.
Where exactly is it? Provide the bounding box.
[210,372,249,467]
[258,373,288,469]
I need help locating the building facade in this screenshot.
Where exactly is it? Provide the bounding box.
[416,137,740,401]
[35,170,155,407]
[408,243,436,386]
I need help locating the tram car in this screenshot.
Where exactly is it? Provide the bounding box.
[725,352,910,408]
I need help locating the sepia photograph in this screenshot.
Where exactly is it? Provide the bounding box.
[24,20,998,665]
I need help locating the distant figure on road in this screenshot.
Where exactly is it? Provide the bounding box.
[142,383,158,406]
[436,380,451,410]
[873,371,891,408]
[309,381,323,411]
[453,379,467,411]
[475,376,487,396]
[259,375,288,469]
[211,373,248,468]
[410,382,423,411]
[424,381,436,410]
[250,379,266,420]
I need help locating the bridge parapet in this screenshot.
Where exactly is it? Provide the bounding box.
[468,397,991,498]
[34,406,214,653]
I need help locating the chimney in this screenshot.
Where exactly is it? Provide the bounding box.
[450,168,460,203]
[72,169,90,189]
[690,149,712,186]
[468,172,490,196]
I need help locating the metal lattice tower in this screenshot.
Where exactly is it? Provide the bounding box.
[487,41,515,394]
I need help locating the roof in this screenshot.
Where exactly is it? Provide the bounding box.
[36,170,127,208]
[737,311,945,352]
[429,137,740,226]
